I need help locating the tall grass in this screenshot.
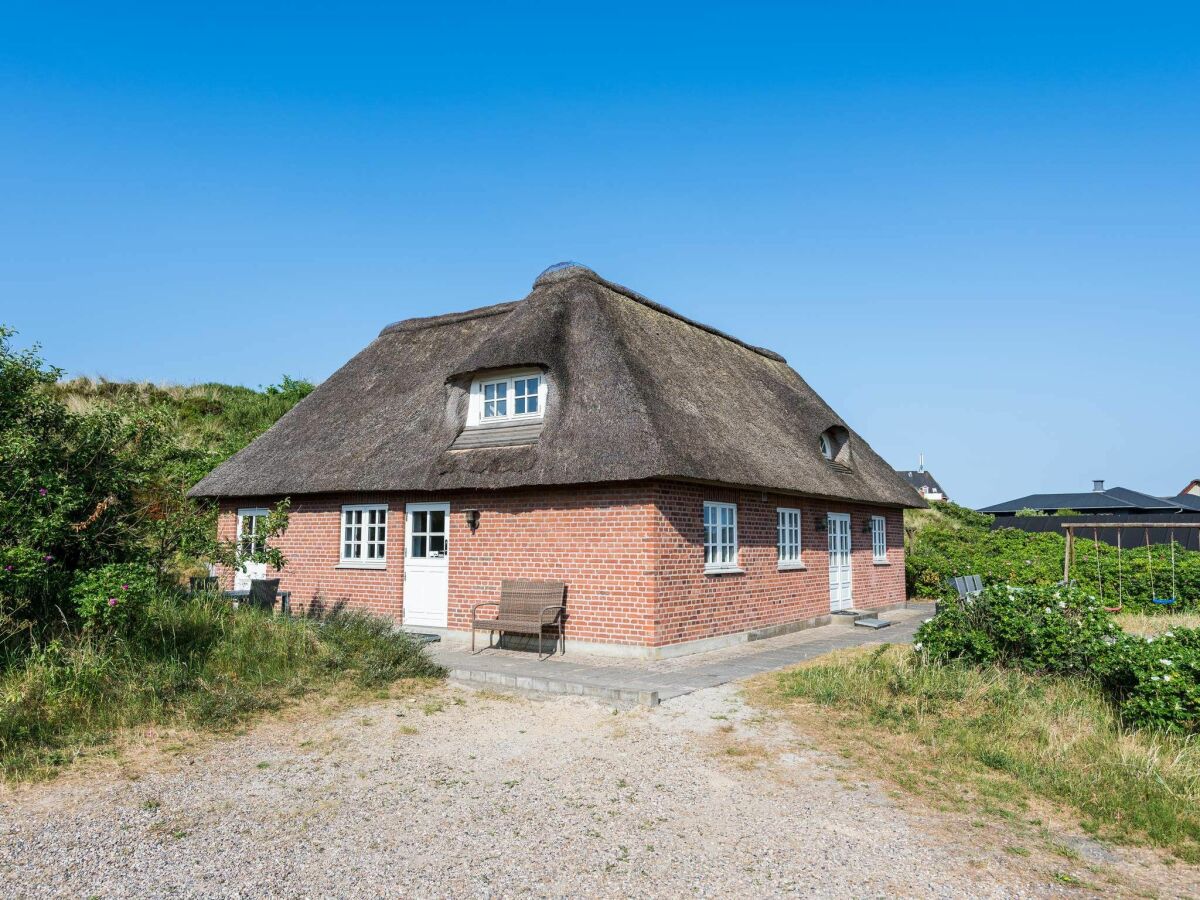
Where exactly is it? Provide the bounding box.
[0,593,443,780]
[767,646,1200,862]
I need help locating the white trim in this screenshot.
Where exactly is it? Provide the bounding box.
[870,514,888,563]
[235,508,270,552]
[340,503,389,567]
[467,369,547,426]
[776,507,803,568]
[703,501,738,573]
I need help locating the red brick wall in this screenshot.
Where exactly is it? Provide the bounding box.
[215,480,905,649]
[649,483,905,647]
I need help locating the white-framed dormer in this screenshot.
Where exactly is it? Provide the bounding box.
[466,368,548,428]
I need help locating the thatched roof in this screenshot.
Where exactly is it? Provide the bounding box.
[190,264,923,509]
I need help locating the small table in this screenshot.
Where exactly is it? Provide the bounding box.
[222,589,291,614]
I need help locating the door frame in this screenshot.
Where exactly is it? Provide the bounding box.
[234,507,269,589]
[827,512,853,611]
[403,501,451,628]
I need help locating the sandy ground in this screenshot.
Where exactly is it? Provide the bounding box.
[0,682,1195,898]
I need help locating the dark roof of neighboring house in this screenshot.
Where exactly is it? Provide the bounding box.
[1171,493,1200,512]
[190,264,924,508]
[897,469,946,496]
[980,486,1189,515]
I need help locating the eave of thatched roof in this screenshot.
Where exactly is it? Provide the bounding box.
[189,264,924,509]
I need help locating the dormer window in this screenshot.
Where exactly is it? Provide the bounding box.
[467,369,547,427]
[819,426,852,467]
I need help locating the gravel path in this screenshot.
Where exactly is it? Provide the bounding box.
[0,682,1188,898]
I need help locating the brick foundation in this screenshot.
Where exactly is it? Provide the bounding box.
[216,480,906,653]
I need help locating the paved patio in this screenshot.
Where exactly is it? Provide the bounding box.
[428,603,933,705]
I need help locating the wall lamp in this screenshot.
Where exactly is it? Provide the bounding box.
[463,509,481,533]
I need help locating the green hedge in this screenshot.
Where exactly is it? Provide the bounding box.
[906,504,1199,612]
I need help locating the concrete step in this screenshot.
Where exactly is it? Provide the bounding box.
[853,617,893,630]
[830,610,874,627]
[448,667,660,707]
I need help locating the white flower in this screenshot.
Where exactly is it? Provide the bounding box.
[1160,659,1173,666]
[1145,636,1155,643]
[1163,674,1172,683]
[1058,601,1067,609]
[1151,676,1161,682]
[913,642,923,651]
[1044,607,1053,614]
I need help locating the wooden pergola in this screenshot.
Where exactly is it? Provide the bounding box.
[1062,522,1200,584]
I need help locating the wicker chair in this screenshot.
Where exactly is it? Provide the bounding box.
[188,575,219,594]
[470,579,567,659]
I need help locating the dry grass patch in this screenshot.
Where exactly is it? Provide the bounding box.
[748,644,1200,864]
[1115,612,1200,637]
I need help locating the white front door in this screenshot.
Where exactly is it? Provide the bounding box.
[403,502,450,628]
[234,508,269,590]
[827,513,853,611]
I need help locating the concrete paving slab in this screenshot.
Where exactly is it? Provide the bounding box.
[430,603,931,706]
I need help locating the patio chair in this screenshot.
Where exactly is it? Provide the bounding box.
[950,574,983,601]
[470,579,567,659]
[246,578,281,612]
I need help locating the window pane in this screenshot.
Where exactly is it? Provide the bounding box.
[495,382,507,398]
[526,393,538,413]
[429,510,445,533]
[429,535,446,555]
[484,400,496,418]
[413,511,427,533]
[496,398,507,416]
[484,383,495,400]
[515,396,527,414]
[412,535,427,558]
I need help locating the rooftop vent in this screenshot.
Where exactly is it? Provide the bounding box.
[1093,479,1105,492]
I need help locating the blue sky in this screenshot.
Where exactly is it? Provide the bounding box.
[2,3,1196,508]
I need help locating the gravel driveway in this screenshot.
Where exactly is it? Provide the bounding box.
[0,681,1191,898]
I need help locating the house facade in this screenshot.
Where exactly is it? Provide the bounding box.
[193,263,923,658]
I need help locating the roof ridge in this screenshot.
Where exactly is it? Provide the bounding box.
[379,300,518,336]
[537,265,787,364]
[379,264,788,364]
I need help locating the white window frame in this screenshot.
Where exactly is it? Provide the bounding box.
[703,501,741,574]
[339,503,389,569]
[467,369,547,427]
[236,508,270,556]
[777,507,804,570]
[871,514,888,563]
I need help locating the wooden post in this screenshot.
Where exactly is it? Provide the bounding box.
[1063,525,1073,584]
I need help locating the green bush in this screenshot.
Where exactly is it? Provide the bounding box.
[916,583,1199,732]
[904,502,1200,613]
[70,563,158,631]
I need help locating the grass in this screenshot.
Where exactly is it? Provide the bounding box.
[758,644,1200,863]
[0,593,443,780]
[1115,611,1200,637]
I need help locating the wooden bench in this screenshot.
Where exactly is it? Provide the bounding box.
[470,579,567,659]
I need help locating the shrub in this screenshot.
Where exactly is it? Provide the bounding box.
[904,502,1200,613]
[70,563,158,632]
[916,583,1199,732]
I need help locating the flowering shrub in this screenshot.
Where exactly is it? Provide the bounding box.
[70,563,158,631]
[916,583,1199,732]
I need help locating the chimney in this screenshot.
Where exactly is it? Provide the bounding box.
[918,452,925,474]
[1093,479,1105,492]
